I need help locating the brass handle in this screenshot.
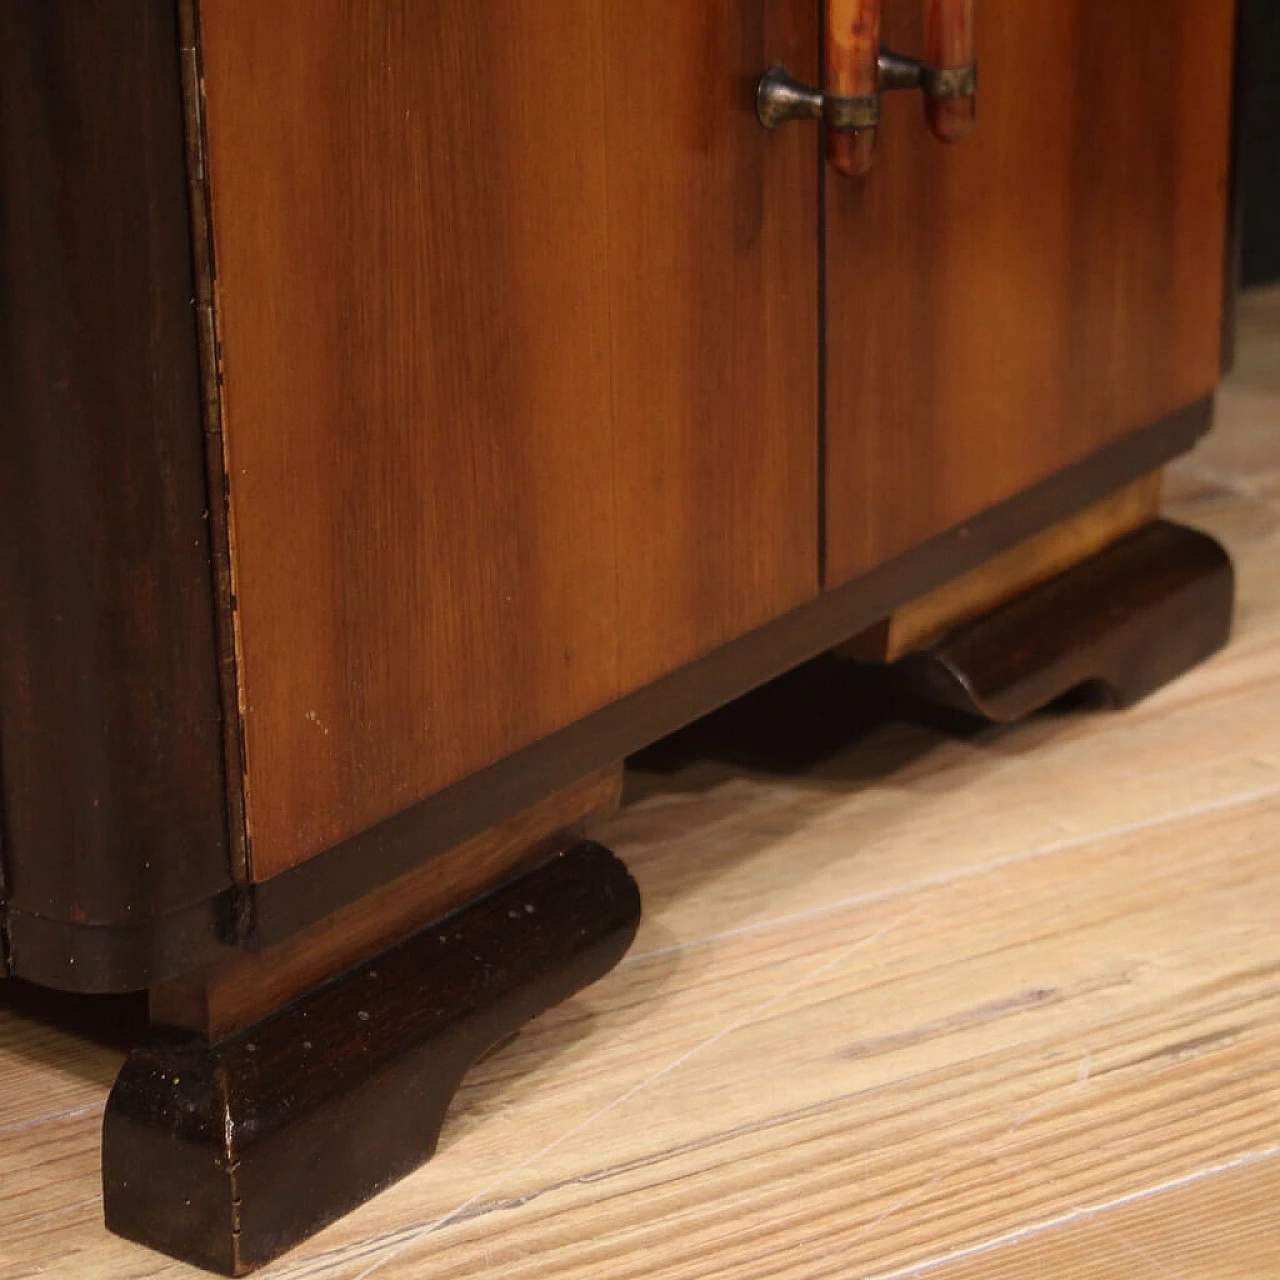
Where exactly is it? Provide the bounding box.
[756,0,977,174]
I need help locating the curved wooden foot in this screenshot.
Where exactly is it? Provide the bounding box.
[891,521,1234,721]
[103,842,640,1276]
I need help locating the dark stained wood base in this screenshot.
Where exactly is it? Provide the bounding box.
[890,521,1234,721]
[102,842,640,1276]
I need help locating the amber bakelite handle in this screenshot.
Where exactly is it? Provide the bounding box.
[762,0,972,171]
[826,0,881,177]
[923,0,976,142]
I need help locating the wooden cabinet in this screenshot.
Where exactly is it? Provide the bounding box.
[0,0,1235,989]
[0,2,1241,1268]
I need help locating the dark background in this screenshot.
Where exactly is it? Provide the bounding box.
[1242,0,1280,287]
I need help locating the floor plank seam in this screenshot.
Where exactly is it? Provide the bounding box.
[0,1101,105,1138]
[858,1143,1280,1280]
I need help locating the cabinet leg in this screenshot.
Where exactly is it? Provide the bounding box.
[102,841,640,1276]
[890,520,1234,720]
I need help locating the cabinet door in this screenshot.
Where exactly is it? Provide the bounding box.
[196,0,818,877]
[824,0,1235,584]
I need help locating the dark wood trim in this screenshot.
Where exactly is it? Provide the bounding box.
[893,521,1234,720]
[0,1,233,960]
[177,0,252,893]
[5,896,237,996]
[104,842,641,1276]
[248,397,1213,946]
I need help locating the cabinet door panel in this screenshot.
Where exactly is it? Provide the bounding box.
[606,4,821,690]
[824,0,1235,584]
[197,0,818,877]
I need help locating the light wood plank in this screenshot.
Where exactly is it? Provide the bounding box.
[266,795,1280,1279]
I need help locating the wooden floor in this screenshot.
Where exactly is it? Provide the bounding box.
[4,287,1280,1278]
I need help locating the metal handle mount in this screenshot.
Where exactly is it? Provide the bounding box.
[756,52,977,134]
[755,65,880,133]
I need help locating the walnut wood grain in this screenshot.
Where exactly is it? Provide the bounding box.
[0,395,1213,990]
[824,0,1236,585]
[150,768,622,1040]
[194,0,820,880]
[104,842,641,1276]
[247,399,1210,948]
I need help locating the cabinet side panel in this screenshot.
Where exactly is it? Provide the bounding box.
[0,4,232,934]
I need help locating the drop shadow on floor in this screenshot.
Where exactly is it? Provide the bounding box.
[628,653,974,784]
[612,652,1108,930]
[0,980,145,1090]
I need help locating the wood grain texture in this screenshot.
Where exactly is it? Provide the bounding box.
[150,769,623,1040]
[845,472,1163,661]
[825,0,1237,584]
[194,0,819,879]
[0,4,231,948]
[919,1156,1280,1280]
[0,285,1277,1276]
[246,402,1209,947]
[104,843,641,1276]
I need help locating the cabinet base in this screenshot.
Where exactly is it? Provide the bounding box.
[102,842,640,1276]
[890,520,1234,720]
[95,519,1232,1273]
